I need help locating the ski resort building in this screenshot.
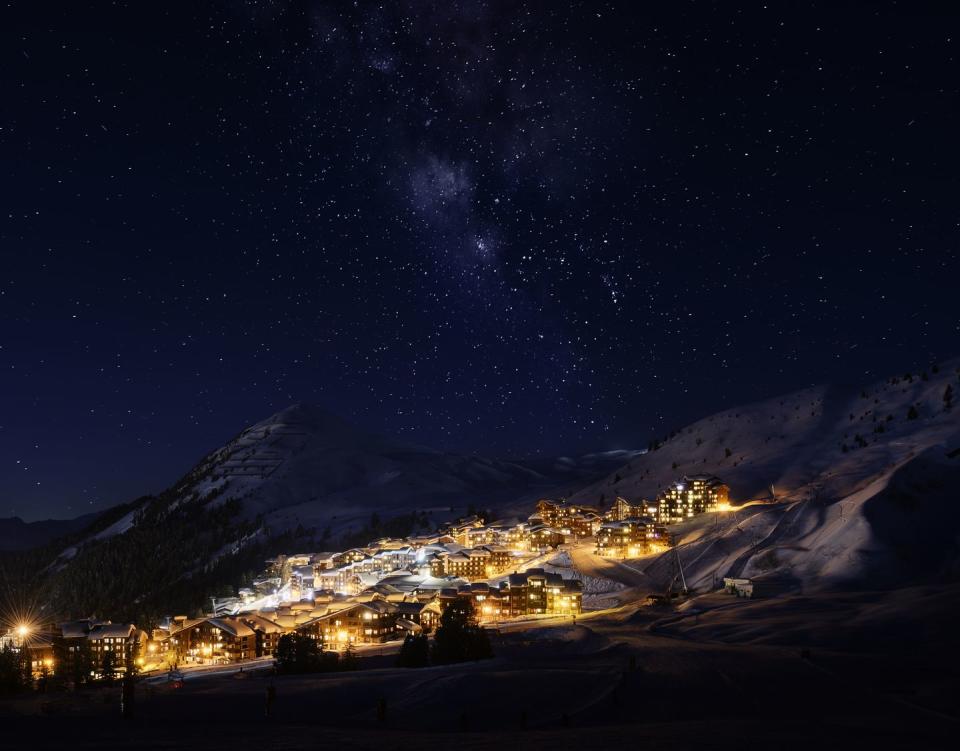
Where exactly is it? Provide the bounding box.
[526,524,567,551]
[446,568,583,620]
[606,496,659,522]
[52,619,144,677]
[430,545,513,580]
[594,517,666,558]
[297,600,404,646]
[655,474,729,524]
[530,500,601,538]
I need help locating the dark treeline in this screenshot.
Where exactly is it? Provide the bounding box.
[0,489,313,629]
[397,600,493,668]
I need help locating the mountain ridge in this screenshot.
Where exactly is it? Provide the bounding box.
[6,359,957,622]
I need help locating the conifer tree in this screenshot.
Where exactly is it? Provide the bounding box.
[431,600,493,665]
[396,633,429,668]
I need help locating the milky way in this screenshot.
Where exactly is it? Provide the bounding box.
[1,2,958,518]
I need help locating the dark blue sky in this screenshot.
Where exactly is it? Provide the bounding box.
[2,1,957,520]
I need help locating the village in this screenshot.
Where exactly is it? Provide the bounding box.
[3,474,732,681]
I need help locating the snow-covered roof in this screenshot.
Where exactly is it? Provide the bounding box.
[87,623,137,640]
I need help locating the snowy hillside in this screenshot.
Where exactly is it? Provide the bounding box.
[24,362,960,622]
[118,404,632,543]
[577,360,960,592]
[574,359,960,507]
[21,404,639,621]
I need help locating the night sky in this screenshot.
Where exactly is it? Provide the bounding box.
[2,2,958,520]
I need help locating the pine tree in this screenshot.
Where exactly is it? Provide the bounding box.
[907,404,919,420]
[944,384,954,411]
[101,650,117,685]
[0,644,29,695]
[73,640,94,686]
[431,600,493,665]
[274,632,325,674]
[340,643,359,671]
[396,633,429,668]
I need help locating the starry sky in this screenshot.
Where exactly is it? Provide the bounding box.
[2,1,958,520]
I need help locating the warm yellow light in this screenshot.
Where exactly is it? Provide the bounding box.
[717,502,731,512]
[148,643,157,653]
[337,630,348,643]
[44,658,53,667]
[16,625,29,638]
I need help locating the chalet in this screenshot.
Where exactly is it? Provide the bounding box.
[447,516,486,546]
[298,600,401,647]
[371,545,417,571]
[419,599,444,631]
[444,569,583,620]
[526,524,566,551]
[502,523,533,551]
[311,552,339,571]
[454,582,507,620]
[24,632,55,678]
[595,517,666,558]
[430,545,513,580]
[502,568,582,616]
[239,614,285,656]
[462,525,498,547]
[86,622,142,667]
[170,617,259,663]
[531,500,599,538]
[333,548,371,567]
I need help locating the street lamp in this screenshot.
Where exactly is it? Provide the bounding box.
[14,623,31,649]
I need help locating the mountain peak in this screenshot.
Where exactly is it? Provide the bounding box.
[259,403,357,433]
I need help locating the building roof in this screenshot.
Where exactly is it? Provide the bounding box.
[241,615,284,633]
[206,617,255,638]
[87,623,137,640]
[59,619,97,639]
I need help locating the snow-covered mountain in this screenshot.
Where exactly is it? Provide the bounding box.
[104,403,634,543]
[575,359,960,592]
[21,405,638,621]
[575,360,959,506]
[20,361,960,622]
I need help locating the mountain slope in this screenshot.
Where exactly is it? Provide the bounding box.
[574,361,959,507]
[167,403,631,537]
[578,359,960,592]
[19,404,634,622]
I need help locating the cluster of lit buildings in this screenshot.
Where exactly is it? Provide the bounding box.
[5,477,731,678]
[1,618,146,680]
[593,475,730,558]
[154,565,583,661]
[210,515,583,617]
[453,568,583,619]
